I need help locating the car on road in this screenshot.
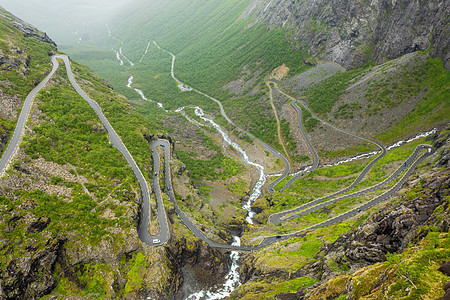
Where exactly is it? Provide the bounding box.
[154,172,158,176]
[153,239,160,244]
[166,185,170,191]
[161,144,165,147]
[151,149,154,153]
[357,208,361,212]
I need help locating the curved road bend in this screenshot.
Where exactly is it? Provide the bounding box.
[266,82,290,161]
[153,139,298,251]
[152,41,291,193]
[274,144,428,224]
[273,101,320,193]
[151,137,433,251]
[56,55,170,246]
[0,55,169,246]
[0,59,59,177]
[293,145,434,234]
[268,83,389,224]
[0,54,435,252]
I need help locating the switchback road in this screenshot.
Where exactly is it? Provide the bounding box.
[268,83,388,224]
[1,53,435,252]
[0,55,169,246]
[152,137,433,251]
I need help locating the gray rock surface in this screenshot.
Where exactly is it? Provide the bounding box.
[239,0,449,69]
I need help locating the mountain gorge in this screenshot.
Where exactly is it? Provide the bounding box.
[0,0,449,299]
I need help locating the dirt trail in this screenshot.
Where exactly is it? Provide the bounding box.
[266,81,290,161]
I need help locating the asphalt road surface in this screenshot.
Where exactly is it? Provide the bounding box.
[267,83,388,224]
[0,58,59,177]
[0,54,435,252]
[151,139,433,251]
[57,55,170,247]
[0,55,169,246]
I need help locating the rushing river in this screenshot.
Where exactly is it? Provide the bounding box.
[126,71,253,299]
[115,37,438,299]
[191,106,265,224]
[185,236,242,300]
[323,128,437,167]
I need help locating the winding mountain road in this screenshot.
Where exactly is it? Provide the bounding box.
[152,41,292,192]
[266,82,290,161]
[268,83,389,224]
[152,137,433,251]
[146,42,435,250]
[0,55,169,246]
[1,51,436,252]
[0,58,59,177]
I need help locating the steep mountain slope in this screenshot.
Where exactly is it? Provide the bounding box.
[0,7,56,155]
[0,8,232,299]
[1,1,449,299]
[240,0,449,70]
[68,0,448,163]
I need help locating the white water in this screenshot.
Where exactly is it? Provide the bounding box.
[127,75,149,101]
[151,42,267,220]
[126,75,168,112]
[192,106,266,224]
[118,37,268,298]
[129,40,267,223]
[186,236,241,300]
[323,128,437,167]
[386,128,437,150]
[323,150,380,167]
[113,49,124,66]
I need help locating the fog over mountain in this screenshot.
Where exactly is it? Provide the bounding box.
[0,0,132,45]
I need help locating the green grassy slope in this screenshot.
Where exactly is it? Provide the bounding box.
[0,11,175,295]
[66,0,309,149]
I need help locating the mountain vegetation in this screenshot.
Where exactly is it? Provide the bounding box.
[0,0,449,299]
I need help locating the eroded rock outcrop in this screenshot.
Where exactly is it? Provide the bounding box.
[0,220,64,300]
[313,171,449,280]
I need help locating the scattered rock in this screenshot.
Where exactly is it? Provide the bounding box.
[274,290,305,300]
[438,287,450,300]
[11,19,57,48]
[438,261,450,277]
[1,238,63,299]
[444,281,450,292]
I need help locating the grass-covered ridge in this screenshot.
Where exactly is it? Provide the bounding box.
[0,8,56,156]
[375,56,450,142]
[0,11,55,99]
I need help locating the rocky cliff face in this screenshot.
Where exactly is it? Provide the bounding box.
[0,7,57,49]
[239,0,449,70]
[311,168,449,281]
